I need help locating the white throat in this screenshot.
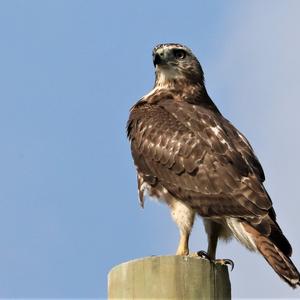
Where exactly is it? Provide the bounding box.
[155,66,185,87]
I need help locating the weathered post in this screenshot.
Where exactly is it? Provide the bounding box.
[108,255,231,299]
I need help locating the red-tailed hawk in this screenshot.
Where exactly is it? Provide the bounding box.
[127,43,300,287]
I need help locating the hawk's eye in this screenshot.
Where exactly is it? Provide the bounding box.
[173,49,186,60]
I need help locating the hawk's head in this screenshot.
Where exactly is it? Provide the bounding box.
[153,43,204,87]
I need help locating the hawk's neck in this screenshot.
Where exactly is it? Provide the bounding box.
[143,80,214,108]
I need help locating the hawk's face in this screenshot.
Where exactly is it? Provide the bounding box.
[153,43,204,87]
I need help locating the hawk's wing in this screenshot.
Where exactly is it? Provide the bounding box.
[127,99,270,218]
[127,98,292,257]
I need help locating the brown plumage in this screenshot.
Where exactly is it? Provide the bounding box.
[127,43,299,287]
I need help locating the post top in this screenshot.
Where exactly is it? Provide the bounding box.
[108,255,231,299]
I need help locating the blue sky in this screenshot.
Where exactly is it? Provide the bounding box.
[0,0,299,298]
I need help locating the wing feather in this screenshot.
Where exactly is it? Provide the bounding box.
[127,100,272,218]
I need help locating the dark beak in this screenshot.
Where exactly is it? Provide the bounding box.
[153,53,161,66]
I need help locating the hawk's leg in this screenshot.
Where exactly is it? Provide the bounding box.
[168,200,195,256]
[202,219,234,270]
[176,229,190,256]
[203,219,223,259]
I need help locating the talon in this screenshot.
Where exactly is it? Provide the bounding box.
[225,259,234,271]
[194,250,234,270]
[215,258,234,271]
[196,250,212,261]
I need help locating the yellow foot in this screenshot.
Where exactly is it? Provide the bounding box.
[214,258,234,271]
[195,251,234,271]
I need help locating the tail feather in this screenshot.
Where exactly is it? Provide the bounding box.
[252,214,292,257]
[243,222,300,288]
[257,235,299,287]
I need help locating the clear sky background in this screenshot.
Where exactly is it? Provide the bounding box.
[0,0,300,298]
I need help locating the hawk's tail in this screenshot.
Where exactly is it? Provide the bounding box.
[243,222,300,288]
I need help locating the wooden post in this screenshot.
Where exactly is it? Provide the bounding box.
[108,255,231,299]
